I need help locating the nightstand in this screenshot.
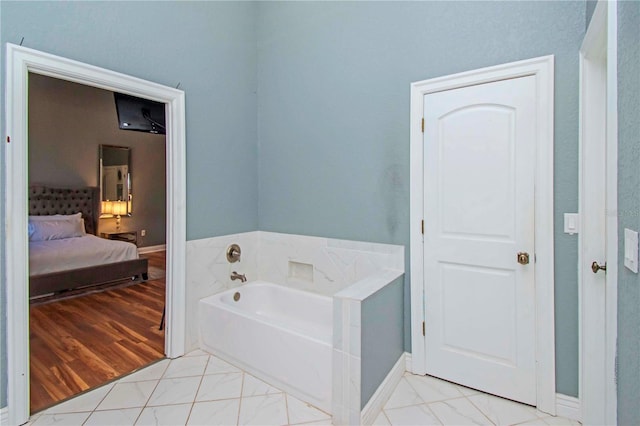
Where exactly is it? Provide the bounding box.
[100,230,138,246]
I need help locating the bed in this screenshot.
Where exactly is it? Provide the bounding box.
[28,185,148,298]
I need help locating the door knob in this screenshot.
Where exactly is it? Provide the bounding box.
[517,252,530,265]
[591,261,607,273]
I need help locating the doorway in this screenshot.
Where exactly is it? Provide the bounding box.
[409,56,556,414]
[26,73,168,412]
[5,44,187,426]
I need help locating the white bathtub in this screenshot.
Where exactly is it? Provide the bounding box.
[198,281,333,412]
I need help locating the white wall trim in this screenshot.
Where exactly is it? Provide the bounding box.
[138,244,167,254]
[361,353,406,425]
[409,55,556,414]
[1,407,8,425]
[556,394,582,422]
[4,44,187,425]
[405,352,412,373]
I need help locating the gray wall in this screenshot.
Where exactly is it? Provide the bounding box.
[256,1,585,397]
[28,73,166,247]
[1,0,258,408]
[616,1,640,424]
[361,276,404,409]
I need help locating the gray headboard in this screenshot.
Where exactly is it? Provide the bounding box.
[28,185,100,235]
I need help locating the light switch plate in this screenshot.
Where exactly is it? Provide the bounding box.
[624,228,638,273]
[564,213,579,235]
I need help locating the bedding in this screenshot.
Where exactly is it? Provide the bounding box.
[29,218,86,241]
[29,234,139,276]
[28,185,148,298]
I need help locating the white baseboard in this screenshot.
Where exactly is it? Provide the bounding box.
[361,353,407,425]
[138,244,166,254]
[405,352,412,373]
[556,393,581,421]
[1,406,8,425]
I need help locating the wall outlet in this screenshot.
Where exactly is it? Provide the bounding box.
[140,229,146,237]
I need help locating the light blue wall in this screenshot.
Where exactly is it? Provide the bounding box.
[256,1,585,397]
[361,276,404,409]
[586,0,598,29]
[616,1,640,423]
[0,0,595,411]
[0,0,259,408]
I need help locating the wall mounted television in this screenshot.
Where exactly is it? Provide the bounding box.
[114,92,166,135]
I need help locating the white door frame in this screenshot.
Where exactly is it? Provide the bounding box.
[409,56,556,414]
[578,1,618,425]
[4,44,187,425]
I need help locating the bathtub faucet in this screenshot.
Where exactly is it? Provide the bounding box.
[231,271,247,283]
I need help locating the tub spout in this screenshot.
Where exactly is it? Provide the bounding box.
[231,271,247,283]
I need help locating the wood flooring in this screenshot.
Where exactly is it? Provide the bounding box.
[29,251,166,414]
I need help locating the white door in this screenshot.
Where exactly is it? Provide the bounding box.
[580,2,617,422]
[423,75,537,405]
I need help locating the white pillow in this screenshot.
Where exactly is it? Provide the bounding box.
[29,218,85,241]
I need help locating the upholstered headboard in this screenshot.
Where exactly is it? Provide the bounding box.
[28,186,100,235]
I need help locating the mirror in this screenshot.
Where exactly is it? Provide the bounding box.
[99,145,131,217]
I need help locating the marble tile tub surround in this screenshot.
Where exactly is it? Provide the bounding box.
[258,231,404,297]
[187,231,404,350]
[186,232,259,350]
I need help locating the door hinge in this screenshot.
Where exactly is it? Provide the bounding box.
[421,118,424,133]
[6,136,10,143]
[422,321,425,336]
[421,220,424,234]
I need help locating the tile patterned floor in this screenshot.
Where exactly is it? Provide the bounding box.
[27,349,580,426]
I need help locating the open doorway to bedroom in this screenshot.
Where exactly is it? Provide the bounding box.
[27,73,167,413]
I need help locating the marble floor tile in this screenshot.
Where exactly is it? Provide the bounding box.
[404,374,465,403]
[29,412,92,425]
[286,394,332,424]
[96,380,158,410]
[205,355,243,375]
[147,376,202,406]
[119,360,170,383]
[467,393,540,425]
[162,355,209,379]
[242,374,282,398]
[187,399,241,425]
[196,372,243,402]
[135,403,193,426]
[238,393,288,426]
[517,419,552,426]
[43,383,113,414]
[33,349,582,426]
[184,349,210,357]
[428,398,492,425]
[454,384,482,397]
[84,407,142,426]
[384,403,442,426]
[372,411,391,425]
[384,377,424,409]
[539,415,582,425]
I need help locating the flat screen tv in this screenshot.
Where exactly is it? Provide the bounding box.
[114,93,166,135]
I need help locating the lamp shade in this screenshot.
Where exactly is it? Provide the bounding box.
[112,201,128,216]
[102,200,127,216]
[101,200,114,215]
